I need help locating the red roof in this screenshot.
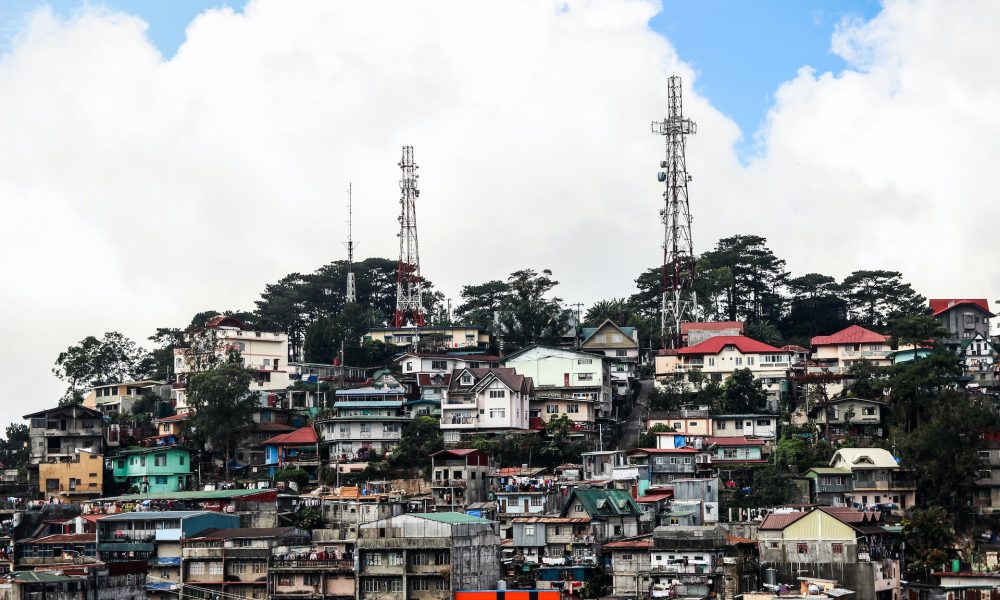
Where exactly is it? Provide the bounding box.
[24,533,96,544]
[154,414,188,423]
[810,325,888,346]
[681,321,745,334]
[627,447,699,454]
[782,344,809,353]
[930,298,994,317]
[678,335,785,355]
[759,511,808,530]
[603,537,652,549]
[261,426,317,446]
[254,422,298,432]
[705,436,766,447]
[204,315,247,330]
[417,373,452,387]
[635,493,673,503]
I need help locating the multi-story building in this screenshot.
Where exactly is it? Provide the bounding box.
[180,526,311,600]
[503,345,613,437]
[703,437,768,469]
[810,325,891,396]
[14,532,97,569]
[318,387,409,462]
[320,487,408,543]
[82,380,167,416]
[489,471,563,534]
[560,489,643,541]
[111,447,192,494]
[974,432,1000,515]
[658,336,792,410]
[24,405,104,466]
[758,507,899,599]
[680,321,745,346]
[671,478,720,525]
[364,326,491,349]
[37,450,104,502]
[805,467,853,507]
[262,425,320,480]
[627,448,712,486]
[579,320,640,395]
[829,448,916,512]
[429,449,491,512]
[440,368,533,444]
[959,332,999,388]
[649,525,732,598]
[931,298,993,346]
[710,414,778,440]
[605,536,653,597]
[509,516,598,571]
[647,406,712,436]
[269,543,355,600]
[355,512,501,600]
[580,450,633,482]
[86,488,284,528]
[812,398,885,442]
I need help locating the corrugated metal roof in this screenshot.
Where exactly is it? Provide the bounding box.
[409,512,492,524]
[678,335,785,355]
[99,510,217,521]
[811,325,887,346]
[511,517,590,524]
[759,511,808,530]
[95,488,268,501]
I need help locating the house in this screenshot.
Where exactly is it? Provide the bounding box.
[429,449,491,512]
[711,414,779,441]
[579,319,640,394]
[269,543,355,599]
[180,527,311,600]
[758,507,899,599]
[355,513,501,599]
[605,536,652,597]
[319,487,408,542]
[627,448,712,486]
[681,321,746,346]
[810,325,891,396]
[37,450,104,502]
[671,478,720,525]
[660,336,793,409]
[829,448,916,512]
[82,380,166,417]
[173,316,290,412]
[703,437,768,467]
[647,406,712,436]
[491,473,562,532]
[24,405,104,466]
[805,467,853,507]
[111,446,192,494]
[812,398,885,442]
[0,568,146,600]
[86,488,283,529]
[507,516,599,589]
[783,345,810,364]
[958,332,998,389]
[560,488,643,541]
[931,298,994,348]
[503,345,613,438]
[440,367,533,444]
[286,361,369,406]
[14,532,97,569]
[580,450,633,482]
[317,386,409,463]
[974,432,1000,515]
[412,373,449,417]
[148,414,188,447]
[262,426,320,480]
[364,326,491,349]
[649,525,733,599]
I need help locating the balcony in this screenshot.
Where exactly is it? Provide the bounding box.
[270,558,353,572]
[572,535,595,544]
[431,479,467,488]
[183,548,223,559]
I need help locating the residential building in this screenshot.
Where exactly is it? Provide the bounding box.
[931,298,993,347]
[711,414,779,440]
[24,405,104,466]
[287,361,369,407]
[647,406,712,436]
[318,386,409,462]
[783,344,810,364]
[604,536,652,597]
[649,525,731,599]
[82,380,166,416]
[703,437,768,467]
[262,425,320,480]
[560,488,643,541]
[37,450,103,502]
[0,568,147,600]
[440,367,533,444]
[805,467,853,507]
[364,326,491,349]
[812,398,885,442]
[507,516,599,590]
[355,512,501,600]
[397,353,501,377]
[959,332,998,388]
[627,448,712,486]
[503,345,613,435]
[269,543,355,600]
[974,432,1000,515]
[671,478,720,525]
[111,447,191,494]
[581,450,633,482]
[758,507,899,599]
[180,527,310,600]
[491,474,562,533]
[319,487,408,541]
[579,319,640,394]
[14,532,97,569]
[86,489,284,529]
[810,325,891,396]
[429,449,491,512]
[667,336,793,409]
[148,413,188,447]
[681,321,745,346]
[829,448,916,512]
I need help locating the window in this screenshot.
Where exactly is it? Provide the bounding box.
[252,562,266,574]
[179,455,185,465]
[231,562,246,574]
[707,357,715,367]
[797,543,808,554]
[531,496,543,506]
[390,580,404,592]
[747,357,755,365]
[979,470,992,480]
[389,552,403,565]
[489,408,506,419]
[575,503,583,512]
[711,373,722,382]
[621,554,633,561]
[546,405,559,414]
[411,552,430,566]
[489,390,506,398]
[365,553,381,566]
[435,552,449,565]
[436,579,451,591]
[673,422,682,429]
[277,575,292,586]
[303,574,321,585]
[155,476,168,485]
[524,525,535,536]
[577,358,593,365]
[745,421,752,428]
[616,349,628,357]
[578,373,593,381]
[715,421,726,430]
[155,454,166,467]
[461,374,472,385]
[769,541,779,549]
[116,460,125,468]
[735,357,743,366]
[832,543,844,555]
[756,419,770,426]
[189,562,205,575]
[431,360,447,370]
[139,456,146,467]
[566,404,579,414]
[411,579,430,591]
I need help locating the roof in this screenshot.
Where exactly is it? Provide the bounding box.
[502,344,605,362]
[335,386,405,397]
[511,517,591,524]
[23,404,104,420]
[187,527,299,540]
[7,571,82,583]
[811,324,888,346]
[448,367,533,395]
[98,510,218,522]
[782,344,810,353]
[115,446,190,456]
[334,400,405,409]
[261,426,318,446]
[253,422,298,432]
[603,537,652,550]
[806,467,852,475]
[564,488,642,518]
[398,352,500,361]
[580,320,638,346]
[627,447,699,454]
[204,315,247,329]
[759,511,808,530]
[680,321,745,334]
[635,493,673,503]
[930,298,994,317]
[95,489,269,502]
[417,373,452,387]
[705,436,766,447]
[154,414,189,423]
[408,512,492,525]
[21,533,95,544]
[830,448,898,469]
[677,335,785,355]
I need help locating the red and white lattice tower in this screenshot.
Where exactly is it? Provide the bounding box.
[393,145,425,327]
[652,75,697,347]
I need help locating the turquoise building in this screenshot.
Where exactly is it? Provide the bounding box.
[112,447,192,494]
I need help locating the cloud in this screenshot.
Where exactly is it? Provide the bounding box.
[0,0,997,425]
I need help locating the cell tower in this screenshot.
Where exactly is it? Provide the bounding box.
[344,182,357,304]
[652,75,697,347]
[393,145,425,327]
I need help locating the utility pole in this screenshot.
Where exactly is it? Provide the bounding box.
[570,302,584,350]
[652,75,697,348]
[345,182,357,304]
[394,146,425,327]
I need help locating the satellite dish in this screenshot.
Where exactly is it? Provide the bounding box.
[657,172,667,182]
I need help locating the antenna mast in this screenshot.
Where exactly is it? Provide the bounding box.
[345,183,357,304]
[652,75,697,347]
[394,146,425,327]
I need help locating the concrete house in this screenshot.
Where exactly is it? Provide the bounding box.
[82,380,166,417]
[25,405,104,466]
[805,467,853,507]
[830,448,916,512]
[605,536,653,597]
[812,398,885,442]
[628,448,712,486]
[318,386,409,462]
[36,450,104,502]
[364,326,491,349]
[262,425,320,480]
[440,367,533,444]
[429,449,491,512]
[112,446,192,494]
[931,298,993,347]
[809,325,891,396]
[560,488,643,541]
[959,332,999,389]
[579,320,640,394]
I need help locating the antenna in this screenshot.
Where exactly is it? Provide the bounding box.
[393,146,425,327]
[345,182,357,304]
[652,75,697,347]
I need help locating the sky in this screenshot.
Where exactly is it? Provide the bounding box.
[0,0,998,426]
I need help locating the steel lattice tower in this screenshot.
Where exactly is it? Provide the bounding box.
[652,75,697,347]
[393,145,425,327]
[345,183,357,304]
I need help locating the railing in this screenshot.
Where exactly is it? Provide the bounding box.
[432,479,467,488]
[572,536,595,544]
[182,548,223,559]
[270,559,353,571]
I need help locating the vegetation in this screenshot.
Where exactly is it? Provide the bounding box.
[634,423,674,449]
[274,467,310,490]
[456,269,571,348]
[52,332,146,403]
[0,424,30,471]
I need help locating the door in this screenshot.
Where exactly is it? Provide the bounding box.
[523,498,530,513]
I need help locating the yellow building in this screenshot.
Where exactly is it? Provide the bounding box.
[364,326,490,349]
[38,451,104,501]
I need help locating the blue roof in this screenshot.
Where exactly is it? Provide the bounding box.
[334,400,405,409]
[335,387,405,397]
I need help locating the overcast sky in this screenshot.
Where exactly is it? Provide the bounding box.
[1,0,998,427]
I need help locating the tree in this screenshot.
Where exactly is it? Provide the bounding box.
[274,467,310,490]
[723,465,795,509]
[137,327,186,382]
[902,507,955,578]
[0,424,30,471]
[288,505,323,529]
[53,332,147,403]
[721,369,768,413]
[746,321,783,347]
[885,314,948,350]
[455,280,509,330]
[185,355,260,479]
[584,299,635,328]
[842,360,885,399]
[774,434,834,474]
[886,352,963,431]
[635,424,674,449]
[841,270,927,328]
[700,235,788,324]
[781,273,848,342]
[390,417,444,473]
[480,269,570,349]
[303,315,339,364]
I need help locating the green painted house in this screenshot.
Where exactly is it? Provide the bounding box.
[112,447,192,494]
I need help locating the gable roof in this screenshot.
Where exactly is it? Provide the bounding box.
[24,404,104,420]
[448,367,532,394]
[409,512,492,525]
[930,298,993,317]
[677,335,785,355]
[563,488,642,518]
[811,325,888,346]
[261,426,318,446]
[503,344,604,363]
[417,373,452,387]
[830,448,898,469]
[680,321,745,334]
[758,511,808,530]
[580,320,638,347]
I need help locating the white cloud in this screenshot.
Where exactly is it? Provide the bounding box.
[0,0,997,426]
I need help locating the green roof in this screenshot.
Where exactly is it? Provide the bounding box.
[95,488,265,502]
[9,571,82,583]
[805,467,852,475]
[409,512,492,525]
[565,489,642,518]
